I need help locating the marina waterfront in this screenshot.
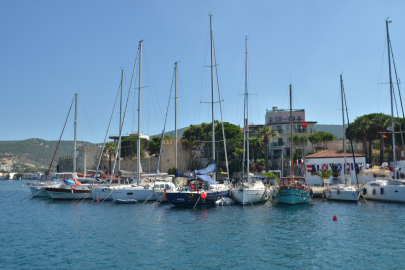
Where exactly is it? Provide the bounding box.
[1,180,405,269]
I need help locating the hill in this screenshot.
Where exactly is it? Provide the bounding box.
[0,138,93,172]
[314,124,344,139]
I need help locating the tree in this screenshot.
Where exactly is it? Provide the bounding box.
[371,114,391,164]
[311,169,333,187]
[255,126,279,172]
[148,135,174,156]
[104,142,117,174]
[308,131,334,151]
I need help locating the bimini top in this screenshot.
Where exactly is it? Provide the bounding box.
[196,174,218,184]
[359,168,391,177]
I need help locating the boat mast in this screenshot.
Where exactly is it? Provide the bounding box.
[73,93,77,173]
[246,37,250,182]
[175,62,178,170]
[341,74,347,184]
[118,69,123,184]
[137,40,143,184]
[210,14,216,181]
[386,19,396,177]
[290,85,294,181]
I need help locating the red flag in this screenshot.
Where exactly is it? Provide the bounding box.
[383,135,388,139]
[190,183,195,190]
[307,165,312,173]
[302,122,308,128]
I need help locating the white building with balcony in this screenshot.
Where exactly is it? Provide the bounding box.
[265,106,317,159]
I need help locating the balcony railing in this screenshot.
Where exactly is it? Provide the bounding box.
[277,129,284,134]
[272,142,285,146]
[294,128,307,134]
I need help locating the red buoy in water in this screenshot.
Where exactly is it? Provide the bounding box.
[201,193,207,199]
[333,215,337,221]
[96,199,99,202]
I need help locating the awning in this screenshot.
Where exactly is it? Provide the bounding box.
[196,174,218,184]
[359,168,391,177]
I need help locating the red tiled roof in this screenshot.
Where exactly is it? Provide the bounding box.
[305,150,366,159]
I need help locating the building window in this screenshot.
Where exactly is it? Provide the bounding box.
[286,124,289,130]
[275,117,282,122]
[287,137,290,142]
[269,117,273,123]
[297,116,301,120]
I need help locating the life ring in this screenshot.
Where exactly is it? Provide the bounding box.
[72,184,77,190]
[94,185,99,188]
[188,193,194,199]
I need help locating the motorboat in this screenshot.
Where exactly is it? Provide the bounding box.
[324,184,359,201]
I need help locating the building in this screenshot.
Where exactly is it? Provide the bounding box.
[304,150,367,185]
[265,106,317,160]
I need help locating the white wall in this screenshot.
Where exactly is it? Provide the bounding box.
[305,157,367,186]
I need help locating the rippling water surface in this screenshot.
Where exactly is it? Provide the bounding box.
[1,181,405,269]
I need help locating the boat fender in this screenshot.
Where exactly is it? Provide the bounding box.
[337,189,340,195]
[188,193,194,199]
[72,184,77,190]
[373,189,376,195]
[381,188,384,195]
[362,188,366,195]
[310,189,314,197]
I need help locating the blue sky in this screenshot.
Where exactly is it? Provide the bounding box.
[1,0,404,143]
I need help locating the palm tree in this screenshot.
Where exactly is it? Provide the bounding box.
[311,169,333,187]
[256,126,279,172]
[356,116,370,157]
[104,142,117,174]
[371,114,391,165]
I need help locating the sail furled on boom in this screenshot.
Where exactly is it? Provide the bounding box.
[195,160,217,175]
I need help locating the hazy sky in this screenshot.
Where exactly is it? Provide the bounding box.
[1,0,404,143]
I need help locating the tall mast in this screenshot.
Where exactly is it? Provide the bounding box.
[175,62,178,170]
[246,37,250,182]
[386,19,396,176]
[341,74,347,183]
[210,14,216,180]
[118,69,123,184]
[73,93,77,172]
[137,40,143,184]
[290,85,294,180]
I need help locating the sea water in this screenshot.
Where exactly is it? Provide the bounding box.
[1,181,405,270]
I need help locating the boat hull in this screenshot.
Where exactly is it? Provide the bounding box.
[110,188,156,202]
[166,191,224,206]
[324,189,359,201]
[92,187,114,201]
[276,188,311,205]
[363,185,405,203]
[44,187,92,200]
[231,188,268,205]
[29,187,49,197]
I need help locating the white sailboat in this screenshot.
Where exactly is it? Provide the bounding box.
[323,74,359,201]
[361,19,405,203]
[110,40,157,202]
[231,38,269,205]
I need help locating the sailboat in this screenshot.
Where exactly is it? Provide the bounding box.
[323,74,359,201]
[361,19,405,203]
[165,15,229,206]
[231,38,269,205]
[44,94,97,200]
[275,85,311,205]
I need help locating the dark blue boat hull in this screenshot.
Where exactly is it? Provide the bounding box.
[166,191,225,206]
